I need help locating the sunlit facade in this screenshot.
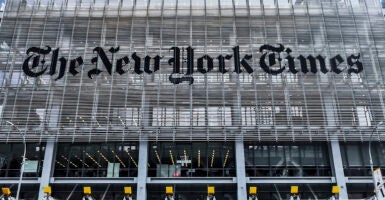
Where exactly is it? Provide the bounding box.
[0,0,385,199]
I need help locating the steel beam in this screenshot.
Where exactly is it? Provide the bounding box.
[235,141,248,200]
[0,179,39,184]
[323,94,349,198]
[136,141,148,200]
[147,177,236,184]
[38,141,55,200]
[247,177,335,184]
[347,177,385,184]
[51,178,137,184]
[330,141,349,199]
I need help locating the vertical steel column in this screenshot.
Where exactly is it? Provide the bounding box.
[330,141,348,199]
[235,141,247,200]
[232,57,247,199]
[229,11,248,194]
[136,0,151,190]
[234,100,247,200]
[38,141,55,200]
[324,96,348,198]
[48,106,60,129]
[136,141,148,200]
[232,72,247,199]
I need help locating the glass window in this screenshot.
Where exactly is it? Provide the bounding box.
[263,0,275,8]
[301,145,315,166]
[152,107,175,126]
[356,106,372,126]
[341,142,385,176]
[347,183,374,199]
[148,142,235,177]
[278,0,290,8]
[135,0,147,9]
[192,107,205,126]
[208,106,231,126]
[242,106,256,126]
[113,107,141,127]
[260,106,273,125]
[94,0,104,7]
[80,0,92,7]
[0,0,5,11]
[234,0,247,7]
[245,142,331,177]
[0,143,45,177]
[54,142,138,177]
[153,106,231,127]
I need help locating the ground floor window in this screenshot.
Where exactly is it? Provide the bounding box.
[245,142,331,177]
[54,142,138,177]
[0,143,45,177]
[148,142,235,177]
[341,142,385,176]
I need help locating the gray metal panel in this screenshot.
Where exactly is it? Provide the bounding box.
[51,178,137,184]
[38,141,55,200]
[0,0,384,142]
[235,141,247,200]
[330,141,349,199]
[147,177,236,184]
[136,141,148,200]
[247,177,335,184]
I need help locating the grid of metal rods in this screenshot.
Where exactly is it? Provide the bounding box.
[0,0,385,142]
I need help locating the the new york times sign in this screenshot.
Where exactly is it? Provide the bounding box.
[22,44,363,84]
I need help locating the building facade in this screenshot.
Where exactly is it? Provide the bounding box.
[0,0,385,199]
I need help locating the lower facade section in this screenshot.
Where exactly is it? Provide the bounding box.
[0,141,384,199]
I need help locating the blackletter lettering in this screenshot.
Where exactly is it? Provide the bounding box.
[116,56,129,75]
[217,55,232,74]
[89,47,114,78]
[22,46,51,77]
[169,47,180,74]
[20,44,364,84]
[144,55,161,74]
[259,44,285,75]
[233,46,254,74]
[297,55,309,74]
[88,46,127,78]
[185,46,194,75]
[233,46,241,73]
[168,47,194,85]
[132,52,143,74]
[55,57,67,80]
[49,48,70,80]
[347,53,363,74]
[69,57,83,76]
[330,54,345,74]
[240,54,253,74]
[49,48,59,76]
[297,55,328,74]
[285,48,298,74]
[197,55,213,74]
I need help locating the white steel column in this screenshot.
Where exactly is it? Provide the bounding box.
[324,95,348,198]
[136,141,148,200]
[38,141,55,200]
[231,63,247,199]
[235,141,247,200]
[330,141,349,199]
